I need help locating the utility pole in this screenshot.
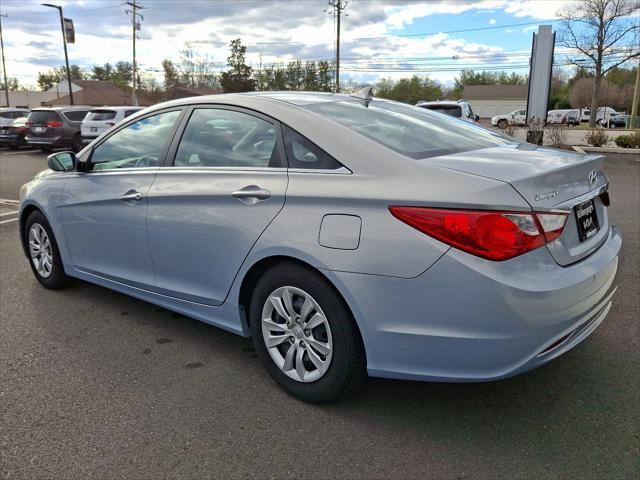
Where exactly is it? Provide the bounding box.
[126,0,143,106]
[326,0,347,93]
[631,59,640,128]
[0,14,9,107]
[42,3,74,105]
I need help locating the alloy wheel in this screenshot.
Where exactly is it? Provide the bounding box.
[28,223,53,278]
[261,286,333,383]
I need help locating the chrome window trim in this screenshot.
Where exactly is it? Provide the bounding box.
[69,167,159,177]
[288,166,352,175]
[156,166,287,174]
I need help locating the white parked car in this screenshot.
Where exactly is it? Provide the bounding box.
[81,106,144,144]
[491,109,526,129]
[547,109,580,126]
[0,107,30,137]
[415,100,479,124]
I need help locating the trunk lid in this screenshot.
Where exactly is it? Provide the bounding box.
[420,143,610,266]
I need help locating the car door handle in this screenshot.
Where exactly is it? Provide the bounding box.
[120,190,143,202]
[232,186,271,201]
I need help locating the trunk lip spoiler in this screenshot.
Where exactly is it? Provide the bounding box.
[550,182,609,211]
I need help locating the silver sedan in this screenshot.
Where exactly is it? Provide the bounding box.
[19,91,621,402]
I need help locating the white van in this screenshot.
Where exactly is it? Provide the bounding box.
[547,109,580,125]
[80,106,144,144]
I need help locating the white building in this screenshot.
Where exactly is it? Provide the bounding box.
[0,89,59,109]
[462,85,528,118]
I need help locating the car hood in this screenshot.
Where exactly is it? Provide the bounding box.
[418,143,606,209]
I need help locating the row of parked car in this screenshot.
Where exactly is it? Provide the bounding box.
[491,106,629,129]
[0,106,144,151]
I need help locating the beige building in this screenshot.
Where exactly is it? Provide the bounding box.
[462,85,528,118]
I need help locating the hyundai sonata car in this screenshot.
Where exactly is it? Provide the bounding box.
[18,90,621,402]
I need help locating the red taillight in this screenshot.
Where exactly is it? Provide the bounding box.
[47,120,63,128]
[389,206,568,261]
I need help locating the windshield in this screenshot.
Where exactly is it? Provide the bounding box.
[306,99,513,159]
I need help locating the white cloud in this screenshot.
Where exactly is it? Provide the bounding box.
[4,0,574,88]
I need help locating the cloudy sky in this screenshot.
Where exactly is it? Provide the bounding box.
[0,0,631,88]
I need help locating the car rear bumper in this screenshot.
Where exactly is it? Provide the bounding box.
[81,135,98,145]
[0,133,21,144]
[327,225,622,382]
[25,135,64,147]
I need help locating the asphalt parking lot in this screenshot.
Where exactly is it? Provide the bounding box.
[1,148,638,479]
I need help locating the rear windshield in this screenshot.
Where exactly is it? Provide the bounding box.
[28,111,60,123]
[306,100,513,159]
[86,110,117,121]
[419,104,462,118]
[63,110,89,122]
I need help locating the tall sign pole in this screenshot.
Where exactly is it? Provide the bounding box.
[525,25,555,145]
[0,14,10,107]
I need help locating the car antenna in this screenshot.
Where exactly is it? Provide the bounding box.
[350,86,374,107]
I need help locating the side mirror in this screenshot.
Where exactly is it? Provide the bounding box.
[475,114,480,122]
[47,151,77,172]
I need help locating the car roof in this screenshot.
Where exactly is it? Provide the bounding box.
[32,106,91,112]
[88,106,144,111]
[0,107,29,111]
[417,100,465,106]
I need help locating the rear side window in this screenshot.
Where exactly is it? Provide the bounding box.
[282,125,343,170]
[63,110,89,122]
[28,111,60,123]
[174,108,282,168]
[85,110,117,121]
[124,109,141,118]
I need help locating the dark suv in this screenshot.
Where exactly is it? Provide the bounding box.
[25,107,90,152]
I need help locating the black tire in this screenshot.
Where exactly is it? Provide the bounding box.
[249,262,366,402]
[71,134,83,153]
[497,119,508,129]
[24,210,71,289]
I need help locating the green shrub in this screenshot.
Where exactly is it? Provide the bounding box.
[584,129,609,147]
[614,132,640,148]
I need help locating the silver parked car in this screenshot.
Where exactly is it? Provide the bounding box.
[19,91,621,402]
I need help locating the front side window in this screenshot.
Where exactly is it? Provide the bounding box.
[174,108,281,168]
[90,110,181,171]
[307,100,514,160]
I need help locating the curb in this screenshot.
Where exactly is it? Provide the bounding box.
[577,146,640,154]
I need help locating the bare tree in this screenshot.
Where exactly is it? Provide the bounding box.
[558,0,640,126]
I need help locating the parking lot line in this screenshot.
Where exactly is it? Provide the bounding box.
[1,150,38,156]
[0,211,19,217]
[0,217,18,224]
[0,199,20,204]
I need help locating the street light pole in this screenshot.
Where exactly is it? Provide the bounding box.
[0,14,10,107]
[42,3,74,105]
